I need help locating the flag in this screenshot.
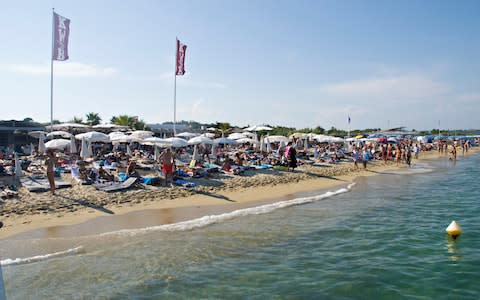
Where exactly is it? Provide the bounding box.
[52,12,70,61]
[176,39,187,75]
[348,116,351,124]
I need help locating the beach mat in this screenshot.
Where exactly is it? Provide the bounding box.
[20,176,72,192]
[94,177,138,192]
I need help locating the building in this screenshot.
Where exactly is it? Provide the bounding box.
[0,120,45,152]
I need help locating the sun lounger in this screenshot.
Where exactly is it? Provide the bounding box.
[93,177,138,192]
[20,176,72,192]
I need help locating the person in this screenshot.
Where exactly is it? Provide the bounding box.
[98,162,114,181]
[45,149,56,195]
[159,148,175,186]
[286,142,297,171]
[126,160,140,178]
[450,143,457,160]
[352,146,360,169]
[362,146,368,169]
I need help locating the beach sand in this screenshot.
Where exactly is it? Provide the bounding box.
[1,148,476,240]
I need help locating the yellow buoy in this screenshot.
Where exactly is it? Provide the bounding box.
[446,220,463,239]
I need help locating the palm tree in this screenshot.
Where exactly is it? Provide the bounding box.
[110,115,146,130]
[71,116,84,124]
[86,112,101,126]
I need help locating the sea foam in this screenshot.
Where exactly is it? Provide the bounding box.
[100,182,356,237]
[1,246,84,266]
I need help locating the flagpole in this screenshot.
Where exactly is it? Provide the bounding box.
[50,8,55,130]
[173,38,177,136]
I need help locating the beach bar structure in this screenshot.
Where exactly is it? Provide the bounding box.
[0,120,45,152]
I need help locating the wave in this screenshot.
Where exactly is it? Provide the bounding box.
[100,182,356,237]
[1,246,84,266]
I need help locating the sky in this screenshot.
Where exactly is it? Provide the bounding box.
[1,0,479,130]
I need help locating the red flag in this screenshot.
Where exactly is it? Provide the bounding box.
[52,12,70,61]
[176,39,187,75]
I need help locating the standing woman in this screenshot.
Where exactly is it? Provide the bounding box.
[45,149,57,195]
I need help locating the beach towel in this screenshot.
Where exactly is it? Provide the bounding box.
[93,177,138,192]
[254,164,272,170]
[20,176,72,192]
[173,179,196,188]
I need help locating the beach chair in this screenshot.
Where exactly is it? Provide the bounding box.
[93,177,138,192]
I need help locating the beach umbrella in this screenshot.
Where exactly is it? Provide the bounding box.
[264,135,289,144]
[109,131,126,138]
[244,125,273,132]
[164,137,188,148]
[143,137,168,144]
[206,127,217,132]
[75,131,110,142]
[129,130,154,139]
[46,123,91,132]
[188,135,213,145]
[303,138,309,151]
[192,145,200,161]
[242,131,256,138]
[211,143,217,159]
[69,136,77,154]
[45,138,70,150]
[14,153,23,177]
[38,134,46,154]
[46,131,73,139]
[175,132,199,138]
[154,145,160,161]
[28,131,47,138]
[214,137,238,145]
[126,144,132,156]
[259,136,266,152]
[266,141,271,153]
[201,132,216,138]
[80,138,90,159]
[289,132,307,139]
[236,138,259,144]
[228,133,247,140]
[93,123,129,130]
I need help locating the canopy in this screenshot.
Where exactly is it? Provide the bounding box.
[46,123,90,132]
[244,125,273,132]
[188,136,213,145]
[46,131,73,139]
[236,138,259,144]
[164,137,188,148]
[214,137,238,145]
[129,130,154,139]
[228,133,247,140]
[75,131,110,142]
[175,132,199,138]
[28,131,47,138]
[45,139,71,150]
[264,135,289,144]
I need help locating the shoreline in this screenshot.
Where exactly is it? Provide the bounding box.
[1,149,477,240]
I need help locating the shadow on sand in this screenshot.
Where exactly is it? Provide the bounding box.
[195,190,235,202]
[57,195,115,215]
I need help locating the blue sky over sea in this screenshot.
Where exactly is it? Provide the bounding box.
[1,0,479,130]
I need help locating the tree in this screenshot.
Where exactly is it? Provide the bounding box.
[111,115,146,130]
[86,112,101,126]
[71,117,83,124]
[23,117,33,122]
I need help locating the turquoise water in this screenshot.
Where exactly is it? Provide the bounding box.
[2,153,480,299]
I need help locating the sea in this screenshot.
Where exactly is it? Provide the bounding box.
[1,152,479,299]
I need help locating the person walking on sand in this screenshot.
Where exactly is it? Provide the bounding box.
[159,148,175,186]
[45,149,57,195]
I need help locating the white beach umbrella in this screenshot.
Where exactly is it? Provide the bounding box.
[264,135,289,144]
[192,145,200,161]
[259,137,266,152]
[214,137,238,145]
[154,145,160,161]
[14,153,23,177]
[46,123,90,131]
[188,136,214,145]
[164,137,188,148]
[126,144,132,156]
[330,137,344,143]
[242,131,256,138]
[28,131,47,138]
[93,123,129,130]
[109,131,126,138]
[211,143,217,159]
[75,131,110,143]
[80,138,90,159]
[236,138,259,144]
[206,127,217,132]
[45,139,70,150]
[30,142,35,155]
[201,132,216,138]
[110,134,138,143]
[69,136,77,154]
[38,134,46,154]
[228,133,247,140]
[266,141,272,153]
[244,125,273,132]
[303,138,309,151]
[345,137,358,142]
[175,132,199,138]
[46,131,73,139]
[279,140,286,150]
[143,137,167,145]
[129,130,154,139]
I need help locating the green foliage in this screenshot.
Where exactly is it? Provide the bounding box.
[85,112,102,126]
[111,115,145,130]
[270,126,296,136]
[23,117,33,122]
[71,117,83,124]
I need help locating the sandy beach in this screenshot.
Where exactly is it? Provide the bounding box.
[0,149,476,240]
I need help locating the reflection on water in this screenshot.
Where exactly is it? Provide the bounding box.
[446,237,462,261]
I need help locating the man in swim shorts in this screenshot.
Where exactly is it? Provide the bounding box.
[159,148,175,186]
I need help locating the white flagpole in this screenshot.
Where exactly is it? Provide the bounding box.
[173,38,177,136]
[50,8,55,130]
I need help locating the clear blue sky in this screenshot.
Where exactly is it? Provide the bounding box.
[1,0,479,130]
